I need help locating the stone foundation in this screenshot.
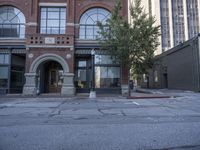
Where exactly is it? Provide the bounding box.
[23,73,38,96]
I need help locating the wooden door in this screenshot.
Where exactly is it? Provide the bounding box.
[48,69,62,93]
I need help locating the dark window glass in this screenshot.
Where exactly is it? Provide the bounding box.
[0,66,8,88]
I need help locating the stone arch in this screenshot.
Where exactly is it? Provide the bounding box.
[23,54,74,96]
[29,54,69,73]
[0,1,28,20]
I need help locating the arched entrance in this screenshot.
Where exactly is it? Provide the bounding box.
[23,54,75,96]
[38,60,63,94]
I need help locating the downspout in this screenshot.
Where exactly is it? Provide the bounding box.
[197,35,200,91]
[192,35,200,92]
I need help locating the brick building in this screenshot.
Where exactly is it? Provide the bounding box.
[0,0,128,95]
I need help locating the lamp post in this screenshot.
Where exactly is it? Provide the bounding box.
[89,49,96,98]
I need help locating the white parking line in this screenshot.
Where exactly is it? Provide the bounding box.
[132,102,140,105]
[124,101,140,105]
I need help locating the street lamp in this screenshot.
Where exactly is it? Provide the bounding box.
[89,49,96,98]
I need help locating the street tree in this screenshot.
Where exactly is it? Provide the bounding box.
[98,0,160,96]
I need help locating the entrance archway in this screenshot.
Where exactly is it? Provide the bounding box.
[29,54,69,73]
[38,60,63,94]
[23,54,75,96]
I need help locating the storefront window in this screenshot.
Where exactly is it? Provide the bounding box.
[0,66,8,88]
[10,66,24,93]
[95,55,114,64]
[95,66,120,88]
[76,69,88,88]
[0,54,9,64]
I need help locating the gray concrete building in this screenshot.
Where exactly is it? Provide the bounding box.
[140,34,200,91]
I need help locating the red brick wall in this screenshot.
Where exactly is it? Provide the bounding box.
[0,0,128,80]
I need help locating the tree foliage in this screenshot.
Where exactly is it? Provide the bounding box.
[98,0,160,76]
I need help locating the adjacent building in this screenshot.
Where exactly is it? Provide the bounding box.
[140,35,200,92]
[0,0,128,95]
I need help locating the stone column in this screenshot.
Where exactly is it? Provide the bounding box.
[23,73,37,95]
[61,73,75,96]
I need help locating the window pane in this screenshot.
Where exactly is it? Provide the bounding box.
[60,28,65,34]
[0,54,9,64]
[47,8,59,12]
[47,27,59,34]
[78,61,87,67]
[40,20,46,27]
[41,8,46,12]
[40,28,46,34]
[41,11,46,19]
[95,66,120,88]
[40,7,66,34]
[0,55,4,63]
[19,25,25,38]
[60,11,66,19]
[86,26,94,39]
[76,69,87,88]
[60,20,65,27]
[79,8,110,39]
[48,11,59,19]
[4,54,9,64]
[0,66,8,79]
[0,6,25,38]
[95,55,114,64]
[47,20,59,27]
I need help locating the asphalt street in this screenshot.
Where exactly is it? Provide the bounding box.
[0,92,200,150]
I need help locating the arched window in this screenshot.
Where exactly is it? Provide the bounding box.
[0,6,25,38]
[79,8,111,39]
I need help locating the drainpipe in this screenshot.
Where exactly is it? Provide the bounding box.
[197,35,200,91]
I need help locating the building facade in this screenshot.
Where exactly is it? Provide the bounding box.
[140,35,200,92]
[0,0,128,95]
[129,0,200,54]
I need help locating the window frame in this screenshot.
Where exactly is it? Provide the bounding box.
[79,8,111,40]
[0,6,26,38]
[40,6,66,34]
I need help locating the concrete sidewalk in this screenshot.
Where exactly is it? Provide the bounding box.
[0,88,196,100]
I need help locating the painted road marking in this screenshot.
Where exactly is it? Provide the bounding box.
[132,102,140,105]
[124,101,140,105]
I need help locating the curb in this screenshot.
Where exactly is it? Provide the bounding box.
[135,88,154,94]
[127,96,172,99]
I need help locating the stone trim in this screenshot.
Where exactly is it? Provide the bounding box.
[29,53,69,73]
[39,3,67,7]
[26,45,74,48]
[26,22,37,26]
